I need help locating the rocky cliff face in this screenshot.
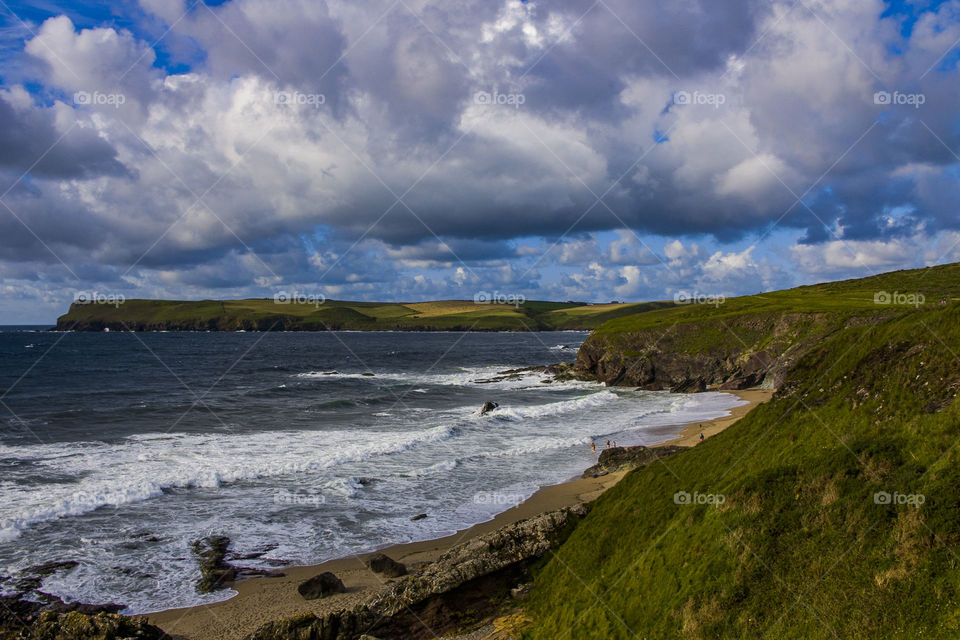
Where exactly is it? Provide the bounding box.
[573,311,884,392]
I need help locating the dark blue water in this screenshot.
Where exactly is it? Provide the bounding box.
[0,329,745,612]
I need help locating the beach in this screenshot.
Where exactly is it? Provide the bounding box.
[148,387,773,640]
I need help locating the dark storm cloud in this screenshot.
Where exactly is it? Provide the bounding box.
[0,93,127,179]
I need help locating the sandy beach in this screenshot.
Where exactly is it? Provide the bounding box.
[148,387,773,640]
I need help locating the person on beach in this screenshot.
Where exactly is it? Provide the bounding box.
[699,432,705,443]
[606,439,611,448]
[590,441,596,452]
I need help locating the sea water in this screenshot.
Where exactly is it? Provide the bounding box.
[0,328,745,613]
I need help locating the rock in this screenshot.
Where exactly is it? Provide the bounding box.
[479,401,498,415]
[510,583,532,600]
[297,572,346,600]
[1,609,163,640]
[583,445,688,478]
[27,561,79,577]
[365,553,407,578]
[411,513,428,521]
[192,535,237,593]
[367,504,590,619]
[361,372,375,377]
[246,505,590,640]
[669,377,707,393]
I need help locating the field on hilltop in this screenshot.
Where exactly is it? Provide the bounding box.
[55,297,670,331]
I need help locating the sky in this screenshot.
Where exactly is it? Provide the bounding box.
[0,0,959,323]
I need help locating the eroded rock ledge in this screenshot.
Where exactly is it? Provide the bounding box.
[243,504,590,640]
[583,444,688,478]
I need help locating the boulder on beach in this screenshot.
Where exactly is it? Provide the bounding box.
[365,553,407,578]
[411,513,428,521]
[479,401,499,415]
[297,571,346,600]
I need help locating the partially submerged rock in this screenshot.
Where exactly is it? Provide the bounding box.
[191,535,236,593]
[479,401,498,415]
[365,553,407,578]
[583,444,688,478]
[297,572,346,600]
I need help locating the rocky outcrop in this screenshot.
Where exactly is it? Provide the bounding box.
[14,611,164,640]
[192,535,237,593]
[0,592,161,640]
[0,561,135,640]
[573,311,889,391]
[583,444,688,478]
[368,504,589,619]
[244,505,590,640]
[474,363,592,385]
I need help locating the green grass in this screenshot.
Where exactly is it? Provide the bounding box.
[56,298,657,331]
[523,263,960,639]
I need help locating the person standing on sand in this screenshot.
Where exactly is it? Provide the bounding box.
[606,439,611,448]
[590,442,596,453]
[699,432,704,443]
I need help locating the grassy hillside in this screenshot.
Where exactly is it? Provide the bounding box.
[524,263,960,638]
[54,298,671,332]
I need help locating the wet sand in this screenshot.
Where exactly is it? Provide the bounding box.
[149,388,773,640]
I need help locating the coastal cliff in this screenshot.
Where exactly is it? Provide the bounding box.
[573,310,891,391]
[523,264,960,639]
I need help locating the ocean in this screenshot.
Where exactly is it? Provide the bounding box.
[0,328,745,613]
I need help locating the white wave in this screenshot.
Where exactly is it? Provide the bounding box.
[402,459,459,477]
[484,390,619,420]
[0,424,457,541]
[296,365,599,390]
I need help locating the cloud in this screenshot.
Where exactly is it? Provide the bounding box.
[2,0,960,320]
[0,86,127,179]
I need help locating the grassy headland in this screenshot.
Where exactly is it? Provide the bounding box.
[522,263,960,638]
[54,298,672,331]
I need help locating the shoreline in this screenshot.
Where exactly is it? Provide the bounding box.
[148,387,773,640]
